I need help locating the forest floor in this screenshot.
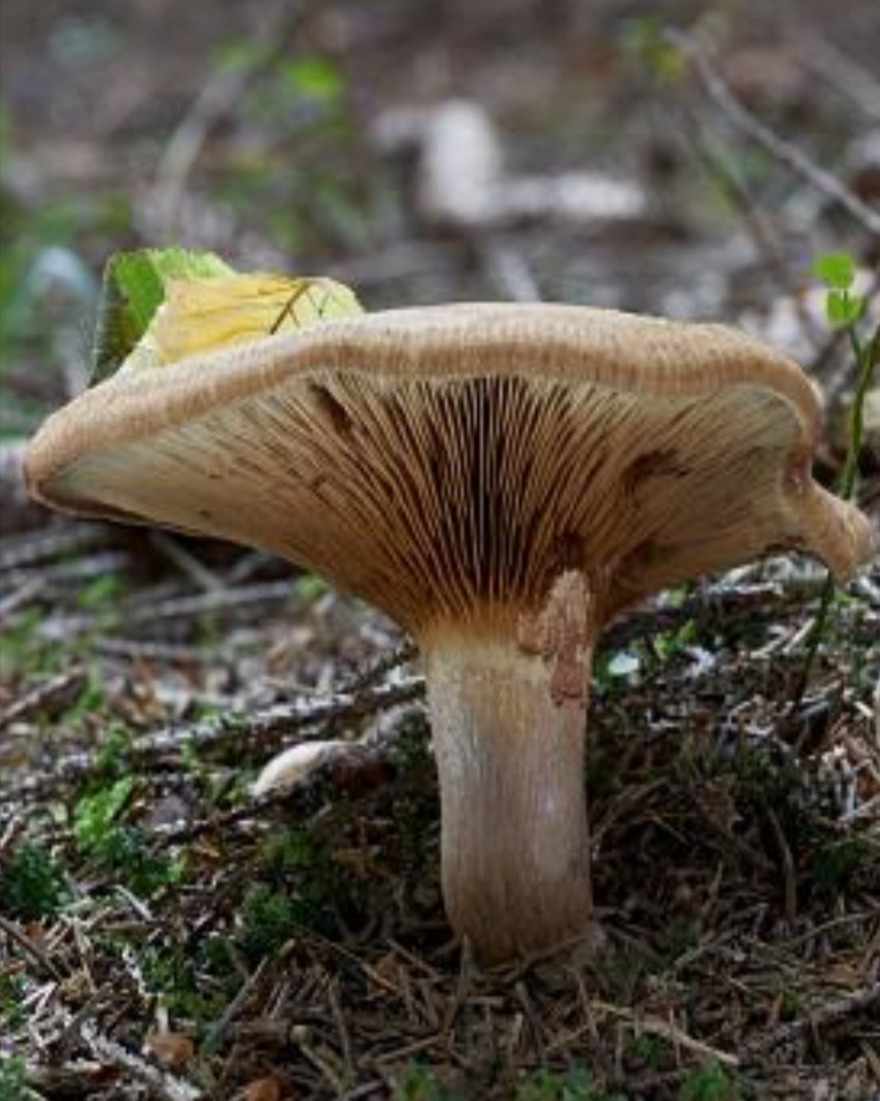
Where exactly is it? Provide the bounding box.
[1,2,879,1099]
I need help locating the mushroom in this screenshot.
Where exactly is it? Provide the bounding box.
[25,303,874,963]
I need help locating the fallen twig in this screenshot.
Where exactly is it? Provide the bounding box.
[0,523,113,572]
[38,578,301,641]
[591,999,740,1068]
[2,676,425,802]
[743,984,880,1055]
[801,32,880,122]
[75,1015,203,1101]
[0,668,88,731]
[0,914,63,979]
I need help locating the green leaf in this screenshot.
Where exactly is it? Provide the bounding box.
[812,251,855,291]
[90,248,233,385]
[283,56,344,101]
[74,776,134,854]
[826,289,864,329]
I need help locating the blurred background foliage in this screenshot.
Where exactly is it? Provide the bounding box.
[1,0,878,440]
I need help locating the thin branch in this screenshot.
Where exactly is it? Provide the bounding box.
[668,29,880,238]
[591,999,740,1068]
[743,984,880,1055]
[0,914,63,979]
[0,668,88,731]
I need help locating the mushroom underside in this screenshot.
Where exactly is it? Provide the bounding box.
[35,371,837,627]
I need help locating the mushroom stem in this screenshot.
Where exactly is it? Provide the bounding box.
[424,615,596,963]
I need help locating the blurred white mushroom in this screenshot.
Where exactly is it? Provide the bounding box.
[376,98,647,231]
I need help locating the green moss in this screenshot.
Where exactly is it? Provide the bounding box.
[74,776,134,854]
[811,837,871,896]
[0,1056,27,1101]
[236,883,302,964]
[0,970,26,1028]
[139,942,229,1024]
[678,1061,742,1101]
[73,776,184,897]
[393,1062,455,1101]
[515,1067,625,1101]
[0,840,68,920]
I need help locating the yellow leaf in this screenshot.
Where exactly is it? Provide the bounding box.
[121,274,362,373]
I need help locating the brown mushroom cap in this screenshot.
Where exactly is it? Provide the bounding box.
[26,303,873,639]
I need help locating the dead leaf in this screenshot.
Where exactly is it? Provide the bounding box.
[143,1029,195,1069]
[239,1076,283,1101]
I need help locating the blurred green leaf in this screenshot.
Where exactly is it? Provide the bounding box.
[825,289,864,328]
[283,55,344,102]
[813,251,855,291]
[619,17,685,82]
[91,248,233,385]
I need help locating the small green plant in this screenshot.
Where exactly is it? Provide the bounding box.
[797,252,878,694]
[813,252,866,333]
[94,722,133,777]
[779,988,802,1020]
[236,883,301,964]
[651,618,699,662]
[0,608,60,676]
[139,942,228,1023]
[630,1031,664,1070]
[515,1066,623,1101]
[73,777,182,896]
[393,1061,454,1101]
[678,1061,741,1101]
[236,826,370,961]
[74,776,134,854]
[0,1054,27,1101]
[75,572,126,613]
[0,970,26,1027]
[260,826,325,876]
[97,825,185,897]
[282,55,345,103]
[0,840,67,920]
[296,573,332,600]
[236,826,369,955]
